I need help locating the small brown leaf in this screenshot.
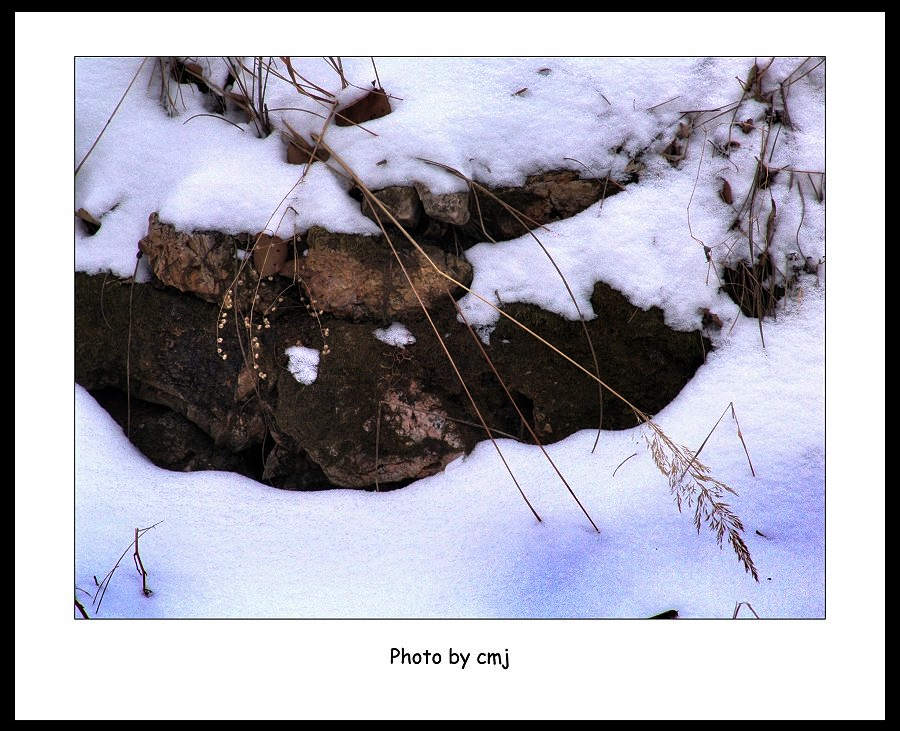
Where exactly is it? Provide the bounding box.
[252,234,288,277]
[537,67,551,76]
[75,208,101,235]
[701,308,723,330]
[335,89,392,127]
[719,179,733,205]
[766,197,777,244]
[512,87,528,96]
[235,366,257,401]
[285,134,330,165]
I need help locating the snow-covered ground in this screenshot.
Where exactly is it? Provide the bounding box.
[14,12,888,718]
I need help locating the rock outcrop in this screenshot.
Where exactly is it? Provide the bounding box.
[76,259,708,490]
[77,163,705,493]
[278,226,473,322]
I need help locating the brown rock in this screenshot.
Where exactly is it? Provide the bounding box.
[75,208,101,235]
[138,213,235,303]
[465,170,621,242]
[360,186,422,229]
[414,183,471,226]
[270,318,473,488]
[291,227,472,321]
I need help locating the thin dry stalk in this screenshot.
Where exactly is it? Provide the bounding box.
[126,253,141,438]
[418,157,607,452]
[782,57,824,89]
[92,521,163,614]
[325,57,349,89]
[133,527,152,596]
[365,201,542,523]
[371,57,383,90]
[793,176,808,260]
[612,452,638,478]
[374,397,382,492]
[75,597,90,619]
[451,288,599,532]
[680,401,756,481]
[687,131,716,283]
[182,113,246,132]
[733,601,760,618]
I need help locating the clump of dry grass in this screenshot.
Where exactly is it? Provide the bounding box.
[644,421,757,580]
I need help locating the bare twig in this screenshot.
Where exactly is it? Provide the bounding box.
[364,188,542,523]
[126,252,140,438]
[733,601,761,618]
[92,521,163,614]
[612,452,638,478]
[75,597,90,619]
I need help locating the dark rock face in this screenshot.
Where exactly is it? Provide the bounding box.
[76,262,708,490]
[77,163,703,493]
[491,282,710,436]
[75,273,268,454]
[88,388,260,477]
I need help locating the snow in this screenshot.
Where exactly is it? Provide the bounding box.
[285,345,320,385]
[374,322,416,348]
[73,56,826,619]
